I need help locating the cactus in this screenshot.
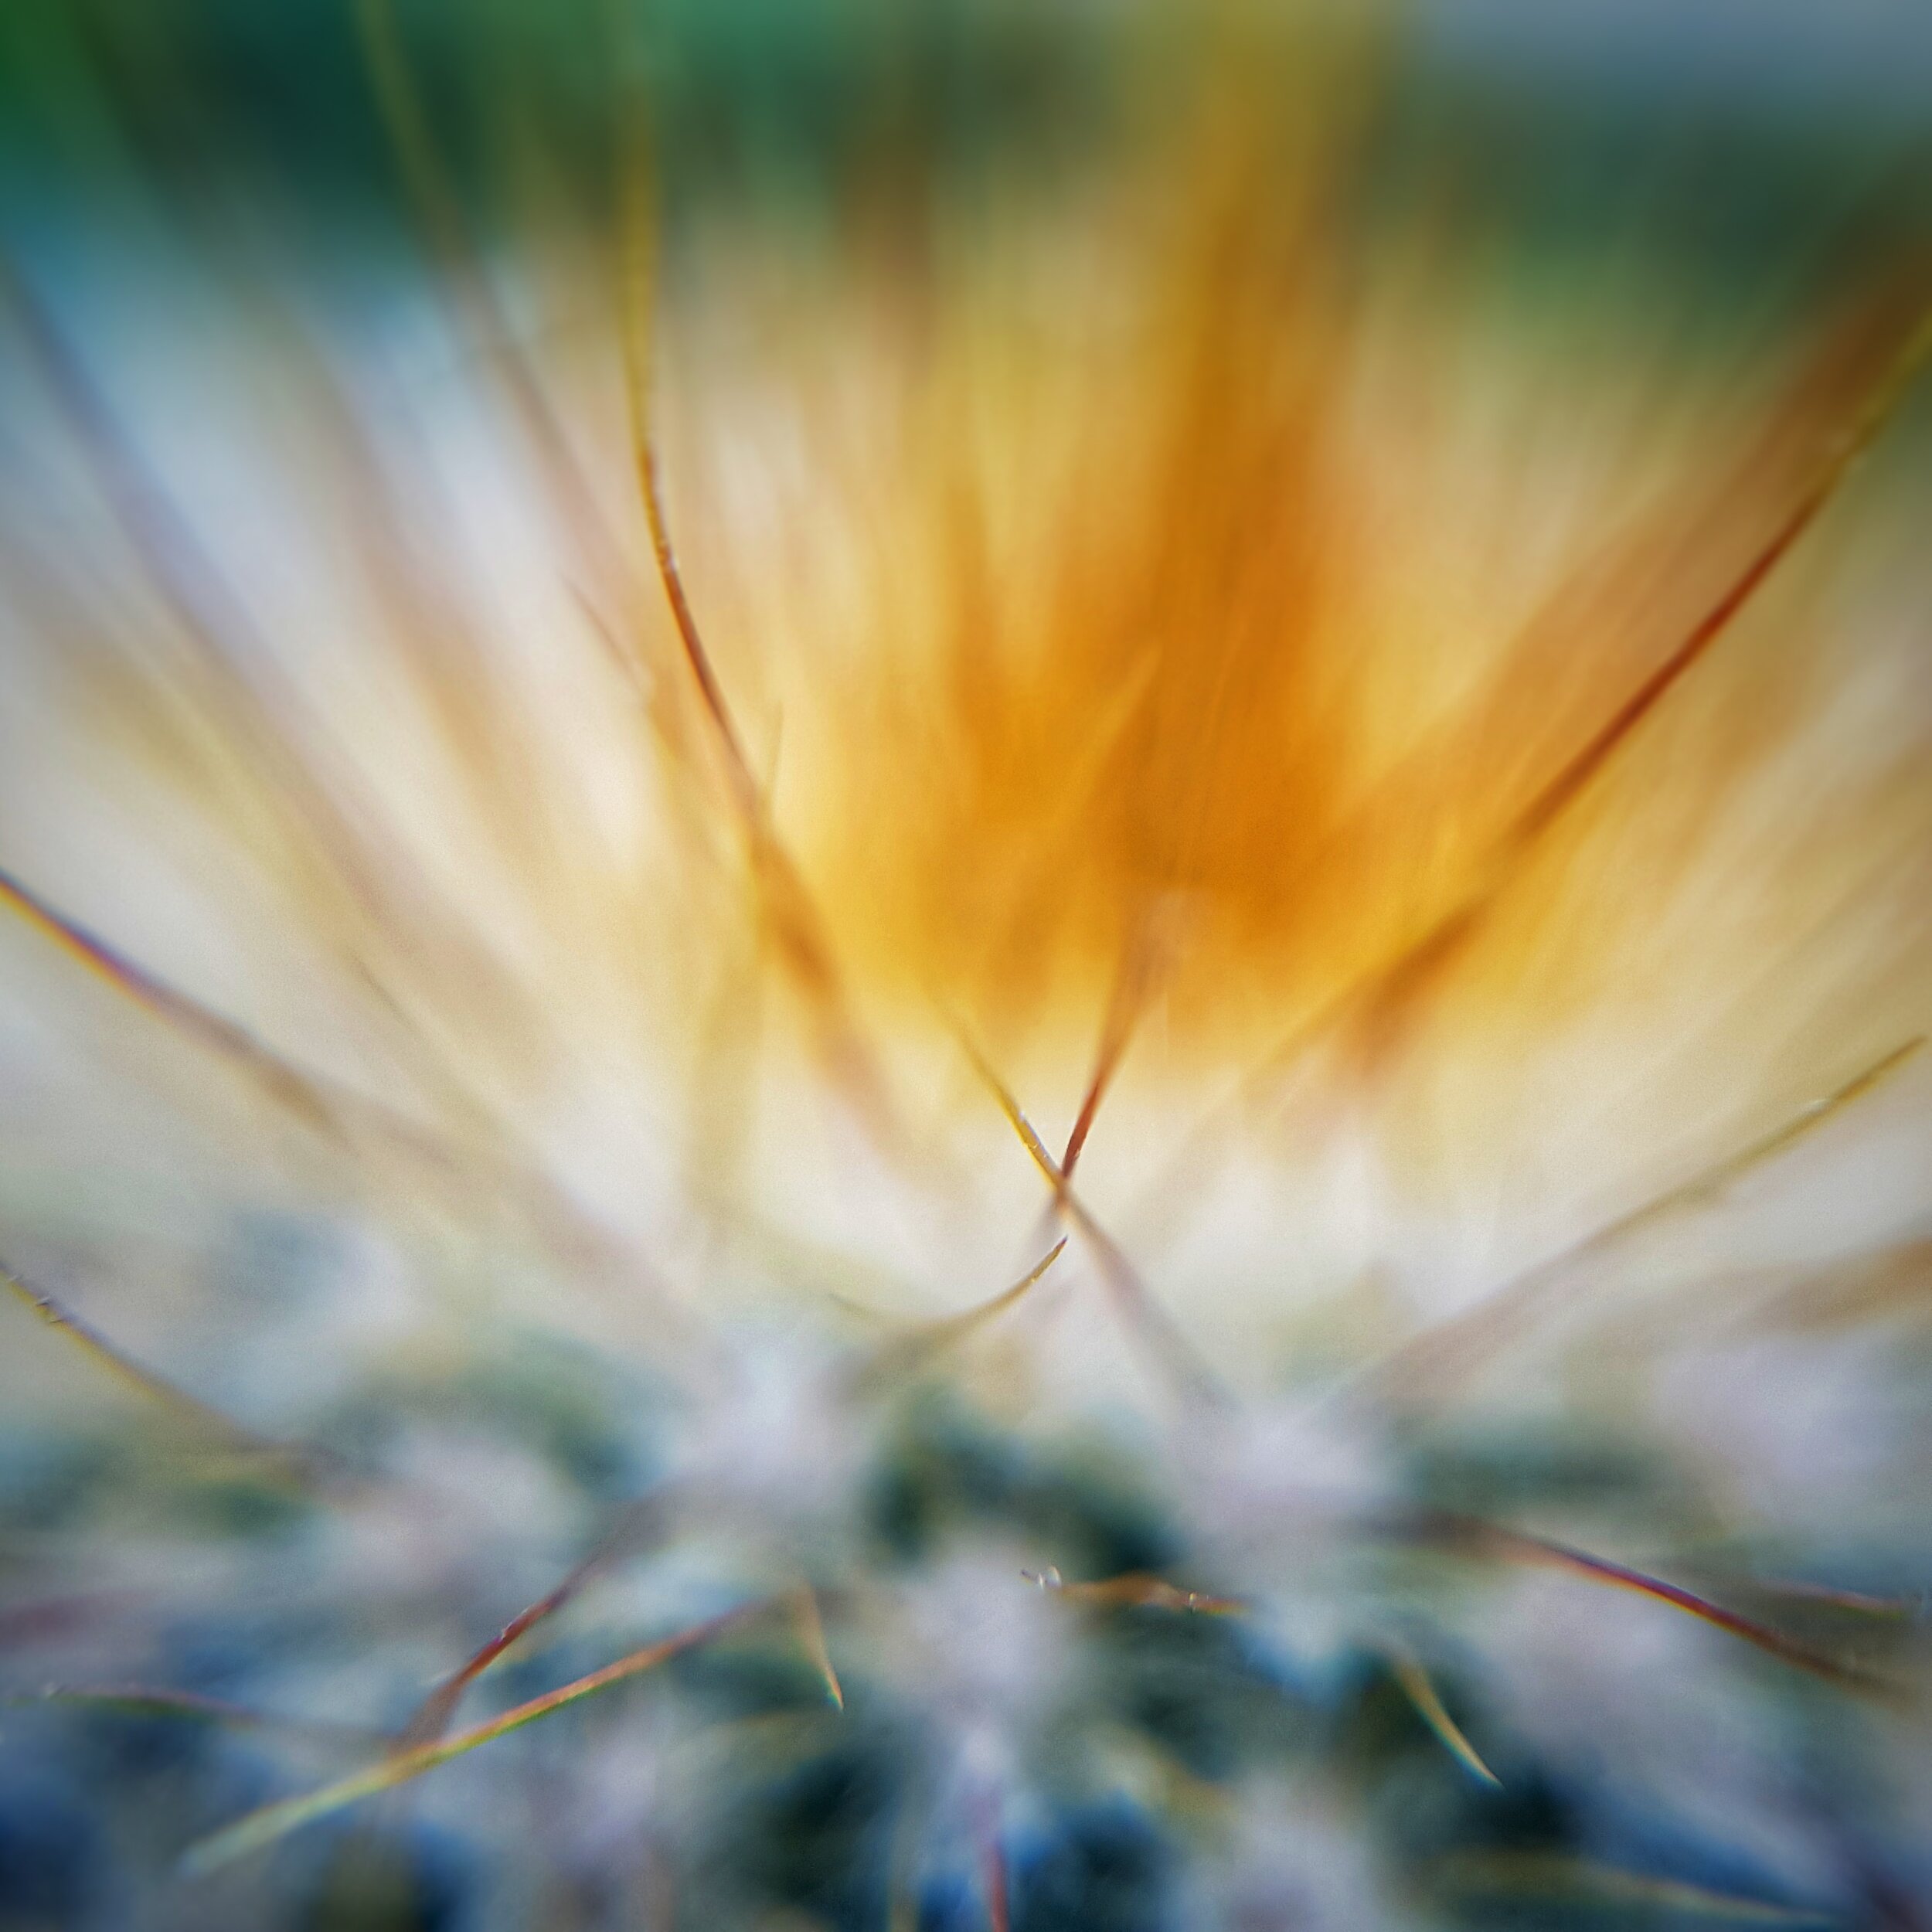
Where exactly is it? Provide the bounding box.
[2,4,1931,1927]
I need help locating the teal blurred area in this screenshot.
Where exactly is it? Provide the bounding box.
[1,0,1927,282]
